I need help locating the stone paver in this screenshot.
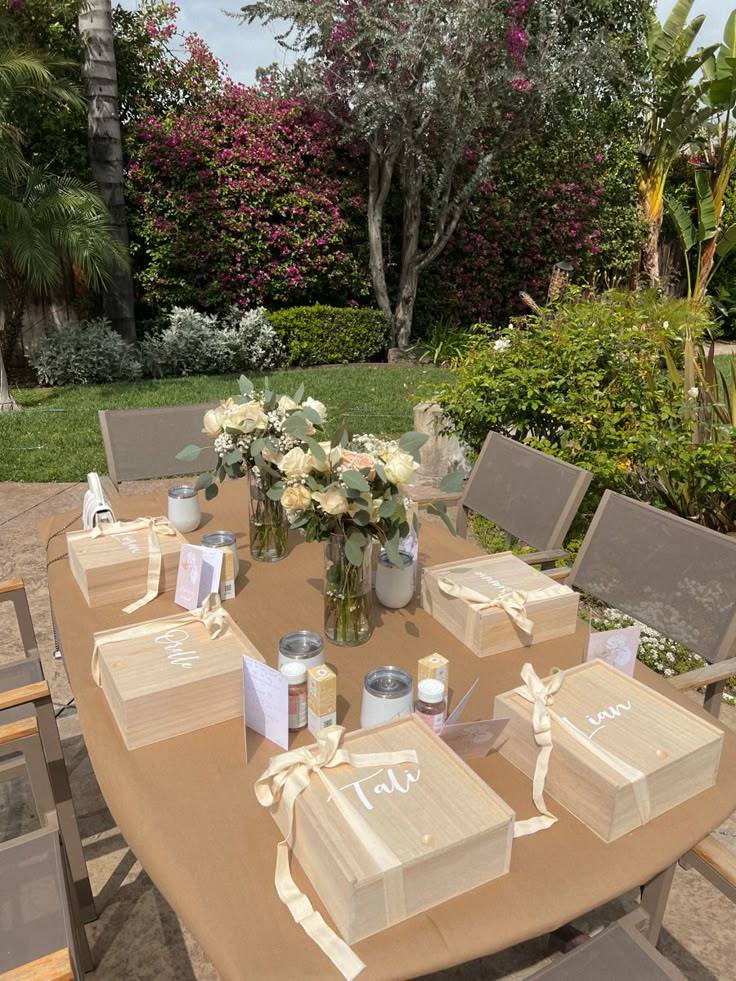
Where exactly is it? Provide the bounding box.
[1,480,735,980]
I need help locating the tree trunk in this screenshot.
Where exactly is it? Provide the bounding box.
[79,0,136,341]
[642,212,661,285]
[640,172,664,287]
[0,348,19,411]
[367,144,396,328]
[695,236,718,304]
[394,153,422,349]
[1,274,27,367]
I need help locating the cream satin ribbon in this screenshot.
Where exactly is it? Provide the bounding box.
[91,516,177,614]
[91,592,227,685]
[437,577,567,636]
[512,663,651,837]
[255,726,419,981]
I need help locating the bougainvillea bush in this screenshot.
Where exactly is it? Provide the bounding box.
[127,82,370,320]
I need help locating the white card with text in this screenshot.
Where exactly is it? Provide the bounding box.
[174,544,223,611]
[586,625,641,677]
[242,655,289,751]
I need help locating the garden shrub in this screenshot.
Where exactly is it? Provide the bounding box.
[29,320,142,386]
[269,305,390,366]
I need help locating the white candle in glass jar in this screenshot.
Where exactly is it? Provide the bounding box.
[360,666,413,728]
[375,549,415,609]
[167,485,201,533]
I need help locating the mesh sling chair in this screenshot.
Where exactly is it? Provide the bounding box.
[566,490,736,942]
[0,715,92,978]
[456,432,592,568]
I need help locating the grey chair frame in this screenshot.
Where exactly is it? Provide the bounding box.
[456,431,592,567]
[0,577,38,657]
[99,403,218,488]
[0,715,92,976]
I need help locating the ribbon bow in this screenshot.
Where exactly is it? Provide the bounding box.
[91,516,177,614]
[91,592,227,686]
[438,577,535,634]
[256,726,418,980]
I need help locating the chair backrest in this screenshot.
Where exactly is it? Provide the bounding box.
[0,578,38,657]
[0,822,79,977]
[0,656,44,726]
[458,432,592,550]
[98,404,218,485]
[569,491,736,664]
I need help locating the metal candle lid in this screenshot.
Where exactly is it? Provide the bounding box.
[364,666,412,699]
[279,631,324,660]
[202,531,236,548]
[168,484,197,499]
[378,549,413,568]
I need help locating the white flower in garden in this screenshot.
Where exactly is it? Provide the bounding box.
[303,397,327,421]
[313,486,350,516]
[280,447,312,479]
[687,386,699,400]
[383,447,420,486]
[202,406,226,436]
[277,395,299,415]
[308,442,342,473]
[662,321,669,330]
[494,338,511,352]
[281,485,312,512]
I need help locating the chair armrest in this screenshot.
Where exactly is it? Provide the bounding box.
[681,834,736,904]
[0,681,50,712]
[668,657,736,692]
[0,716,38,746]
[545,567,572,582]
[0,577,24,595]
[519,549,568,567]
[0,948,73,981]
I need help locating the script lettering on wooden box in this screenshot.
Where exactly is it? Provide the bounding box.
[422,552,579,657]
[266,715,514,944]
[494,660,724,842]
[67,517,186,609]
[93,606,264,750]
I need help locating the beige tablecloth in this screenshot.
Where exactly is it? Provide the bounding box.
[41,481,736,981]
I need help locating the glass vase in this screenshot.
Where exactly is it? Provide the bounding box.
[323,533,373,647]
[247,468,289,562]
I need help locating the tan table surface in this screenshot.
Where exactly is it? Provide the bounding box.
[41,481,736,981]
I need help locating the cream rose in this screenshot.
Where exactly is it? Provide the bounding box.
[341,450,377,478]
[280,447,312,479]
[202,406,226,436]
[281,485,312,512]
[383,448,420,486]
[313,486,350,516]
[308,442,342,473]
[226,401,268,433]
[261,445,283,466]
[303,397,327,421]
[277,395,298,415]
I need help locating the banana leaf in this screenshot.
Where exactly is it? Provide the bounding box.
[695,170,717,242]
[665,194,695,252]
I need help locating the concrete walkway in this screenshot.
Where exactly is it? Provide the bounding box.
[1,481,735,980]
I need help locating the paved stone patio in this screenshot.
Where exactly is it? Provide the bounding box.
[1,480,735,980]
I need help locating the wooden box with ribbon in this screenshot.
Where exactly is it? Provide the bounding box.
[67,517,186,612]
[421,553,579,657]
[92,595,264,750]
[256,717,514,976]
[494,661,724,843]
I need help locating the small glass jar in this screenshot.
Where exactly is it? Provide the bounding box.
[167,485,201,533]
[281,662,308,732]
[278,631,325,672]
[414,678,447,734]
[375,549,415,609]
[360,666,413,729]
[201,531,240,579]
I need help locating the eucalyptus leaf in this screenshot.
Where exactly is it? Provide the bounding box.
[285,412,309,438]
[379,498,397,518]
[383,532,402,567]
[176,444,203,462]
[440,470,466,493]
[293,383,305,404]
[225,449,242,466]
[266,486,283,501]
[238,375,254,395]
[205,483,219,502]
[301,405,322,425]
[345,536,364,567]
[398,431,429,455]
[341,469,370,492]
[194,472,213,491]
[306,437,326,462]
[290,515,310,529]
[351,509,372,526]
[428,501,457,536]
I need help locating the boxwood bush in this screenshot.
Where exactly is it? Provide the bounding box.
[269,305,390,366]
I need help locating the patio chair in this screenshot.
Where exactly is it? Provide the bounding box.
[567,490,736,939]
[98,403,217,491]
[0,716,92,977]
[456,431,592,568]
[0,655,95,925]
[0,577,38,657]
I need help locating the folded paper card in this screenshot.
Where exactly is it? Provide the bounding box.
[586,626,641,678]
[67,516,186,611]
[175,544,223,611]
[92,595,264,749]
[421,552,579,657]
[494,660,724,842]
[242,656,289,752]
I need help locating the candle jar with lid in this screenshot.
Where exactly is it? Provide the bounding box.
[375,549,415,609]
[360,666,413,728]
[278,631,325,672]
[167,485,201,533]
[414,679,447,734]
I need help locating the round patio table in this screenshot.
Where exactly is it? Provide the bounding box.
[41,481,736,981]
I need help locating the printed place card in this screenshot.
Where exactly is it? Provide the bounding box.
[242,655,289,752]
[440,718,509,760]
[174,544,223,610]
[586,625,641,678]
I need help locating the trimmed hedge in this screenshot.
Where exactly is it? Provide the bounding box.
[269,305,390,366]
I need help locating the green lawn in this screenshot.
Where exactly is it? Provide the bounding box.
[0,365,452,482]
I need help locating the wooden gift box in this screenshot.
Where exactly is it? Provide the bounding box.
[421,552,579,657]
[269,715,514,944]
[67,518,186,608]
[494,660,724,842]
[94,610,264,750]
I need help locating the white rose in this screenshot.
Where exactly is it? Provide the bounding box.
[383,448,420,486]
[308,441,342,473]
[262,445,283,466]
[226,401,268,433]
[281,485,312,512]
[202,406,226,436]
[303,397,327,421]
[313,486,350,516]
[687,386,699,400]
[494,337,511,352]
[277,395,298,415]
[280,447,312,479]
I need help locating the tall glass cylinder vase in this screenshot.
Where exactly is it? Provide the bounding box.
[247,468,289,562]
[323,533,373,647]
